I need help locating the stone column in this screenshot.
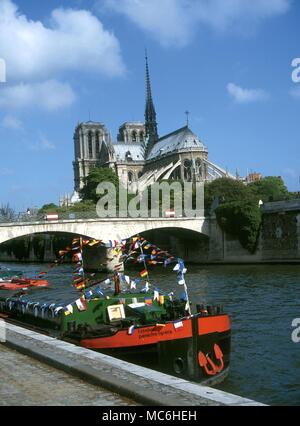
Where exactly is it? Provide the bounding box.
[208,215,224,262]
[83,245,124,273]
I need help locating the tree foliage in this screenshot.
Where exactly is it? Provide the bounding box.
[204,178,256,210]
[205,176,290,253]
[39,203,59,214]
[215,201,262,253]
[248,176,290,202]
[80,167,119,204]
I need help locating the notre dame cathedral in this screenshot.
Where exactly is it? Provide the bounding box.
[71,55,234,202]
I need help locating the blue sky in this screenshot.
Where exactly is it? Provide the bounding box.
[0,0,299,212]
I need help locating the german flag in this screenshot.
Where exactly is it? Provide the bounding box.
[140,269,148,278]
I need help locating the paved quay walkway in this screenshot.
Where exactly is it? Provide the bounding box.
[1,320,266,406]
[0,345,136,406]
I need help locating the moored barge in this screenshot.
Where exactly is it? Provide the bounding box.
[0,237,231,384]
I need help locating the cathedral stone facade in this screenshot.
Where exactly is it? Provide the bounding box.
[72,56,233,200]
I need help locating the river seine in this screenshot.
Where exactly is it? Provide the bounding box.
[1,262,299,406]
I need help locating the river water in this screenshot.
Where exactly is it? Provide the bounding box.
[1,262,299,406]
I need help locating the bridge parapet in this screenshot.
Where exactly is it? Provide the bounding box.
[0,216,210,245]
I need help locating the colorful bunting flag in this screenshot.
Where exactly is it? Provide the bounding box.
[159,295,165,305]
[140,269,148,278]
[153,290,159,301]
[128,325,135,335]
[95,286,104,296]
[85,290,93,299]
[75,297,86,312]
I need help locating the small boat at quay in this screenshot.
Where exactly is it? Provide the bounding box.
[0,278,49,291]
[0,237,231,385]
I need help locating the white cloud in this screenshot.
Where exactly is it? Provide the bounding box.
[29,135,55,151]
[103,0,193,48]
[0,80,76,110]
[1,114,23,129]
[103,0,290,47]
[227,82,268,104]
[0,0,125,81]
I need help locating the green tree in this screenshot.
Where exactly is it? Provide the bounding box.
[216,201,262,253]
[38,203,59,214]
[80,167,119,204]
[204,178,256,210]
[248,176,290,203]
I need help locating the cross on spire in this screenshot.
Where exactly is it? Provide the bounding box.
[185,111,190,127]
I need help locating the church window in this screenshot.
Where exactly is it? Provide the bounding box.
[195,158,202,180]
[184,159,192,182]
[88,131,93,158]
[95,132,100,156]
[139,131,144,142]
[132,131,137,142]
[128,171,133,183]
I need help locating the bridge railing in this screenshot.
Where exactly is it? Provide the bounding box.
[0,211,99,224]
[0,210,210,224]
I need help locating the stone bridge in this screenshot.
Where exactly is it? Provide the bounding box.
[0,216,210,246]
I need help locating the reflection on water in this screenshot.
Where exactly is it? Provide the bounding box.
[1,262,299,406]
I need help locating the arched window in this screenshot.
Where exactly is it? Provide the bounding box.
[138,171,143,179]
[88,131,93,158]
[132,131,137,142]
[139,131,144,142]
[195,158,202,180]
[184,159,192,182]
[95,132,100,156]
[128,171,133,183]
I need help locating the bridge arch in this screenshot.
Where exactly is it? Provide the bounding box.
[135,227,210,264]
[0,217,210,246]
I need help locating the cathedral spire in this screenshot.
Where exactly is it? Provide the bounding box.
[144,51,158,156]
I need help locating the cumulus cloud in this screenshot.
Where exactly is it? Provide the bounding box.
[103,0,290,47]
[0,80,76,110]
[0,0,125,81]
[227,82,268,104]
[104,0,193,47]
